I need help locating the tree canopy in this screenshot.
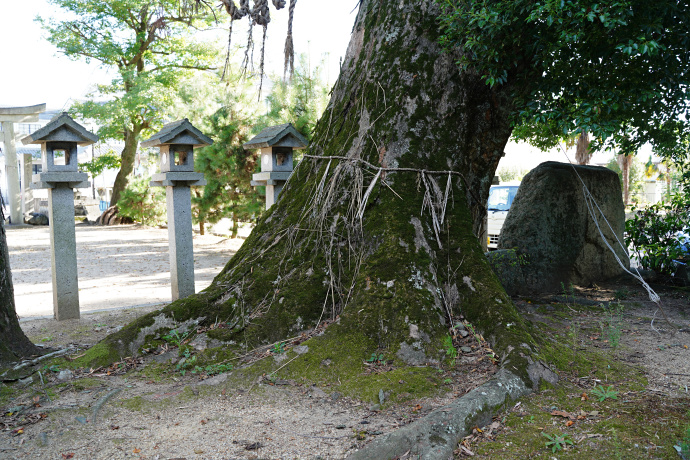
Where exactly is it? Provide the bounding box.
[39,0,218,205]
[438,0,690,157]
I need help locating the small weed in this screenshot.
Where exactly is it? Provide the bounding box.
[272,342,285,355]
[443,378,452,384]
[568,321,581,359]
[163,329,190,347]
[526,415,535,423]
[366,353,385,364]
[191,363,233,376]
[43,364,60,373]
[601,302,624,349]
[40,336,53,343]
[561,282,576,307]
[175,349,197,376]
[613,289,630,300]
[542,432,574,452]
[591,385,619,401]
[443,334,457,363]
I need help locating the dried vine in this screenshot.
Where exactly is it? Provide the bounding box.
[219,0,296,94]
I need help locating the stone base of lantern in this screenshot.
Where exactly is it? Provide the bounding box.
[151,171,206,301]
[48,184,82,320]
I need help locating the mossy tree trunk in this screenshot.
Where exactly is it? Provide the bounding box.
[0,191,40,365]
[98,0,549,388]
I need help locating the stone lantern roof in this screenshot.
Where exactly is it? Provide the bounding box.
[141,118,213,148]
[21,112,98,146]
[244,123,308,150]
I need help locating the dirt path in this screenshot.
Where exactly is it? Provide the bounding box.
[5,224,242,318]
[2,306,467,460]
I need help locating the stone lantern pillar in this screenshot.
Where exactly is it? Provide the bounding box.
[246,123,308,209]
[21,112,96,320]
[143,119,211,301]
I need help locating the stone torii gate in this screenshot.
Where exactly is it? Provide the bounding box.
[0,104,46,224]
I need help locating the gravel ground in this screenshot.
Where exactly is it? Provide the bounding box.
[5,224,242,318]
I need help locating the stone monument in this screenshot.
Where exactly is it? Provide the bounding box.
[22,112,96,320]
[144,119,210,301]
[0,104,46,224]
[246,123,307,209]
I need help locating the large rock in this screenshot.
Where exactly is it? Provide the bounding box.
[496,161,628,294]
[26,213,49,226]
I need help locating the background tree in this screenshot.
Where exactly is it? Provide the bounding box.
[0,190,39,365]
[261,54,330,141]
[40,0,218,207]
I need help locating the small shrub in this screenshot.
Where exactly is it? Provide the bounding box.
[443,334,457,363]
[366,353,385,364]
[117,176,166,226]
[162,329,190,347]
[591,385,619,401]
[625,192,690,275]
[542,432,574,452]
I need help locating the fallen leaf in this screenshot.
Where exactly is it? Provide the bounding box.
[550,410,575,420]
[133,448,141,453]
[566,420,574,427]
[12,428,24,435]
[61,454,75,459]
[201,419,207,425]
[581,393,588,401]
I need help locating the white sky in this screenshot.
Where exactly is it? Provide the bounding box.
[0,0,358,110]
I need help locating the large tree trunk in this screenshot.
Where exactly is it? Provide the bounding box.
[94,0,548,390]
[0,190,40,365]
[618,153,632,205]
[575,130,591,165]
[110,126,141,207]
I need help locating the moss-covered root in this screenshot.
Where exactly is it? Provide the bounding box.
[348,369,528,459]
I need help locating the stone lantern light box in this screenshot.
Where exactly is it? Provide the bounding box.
[143,118,211,187]
[245,123,308,209]
[22,112,97,189]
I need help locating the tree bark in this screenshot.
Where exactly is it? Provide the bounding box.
[618,153,632,205]
[110,126,141,207]
[575,131,591,165]
[95,0,552,394]
[0,190,40,365]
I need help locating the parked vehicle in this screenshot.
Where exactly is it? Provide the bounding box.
[487,183,520,249]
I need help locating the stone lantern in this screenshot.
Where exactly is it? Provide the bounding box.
[245,123,307,209]
[21,112,97,320]
[143,118,211,301]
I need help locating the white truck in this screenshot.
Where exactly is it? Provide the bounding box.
[486,183,520,249]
